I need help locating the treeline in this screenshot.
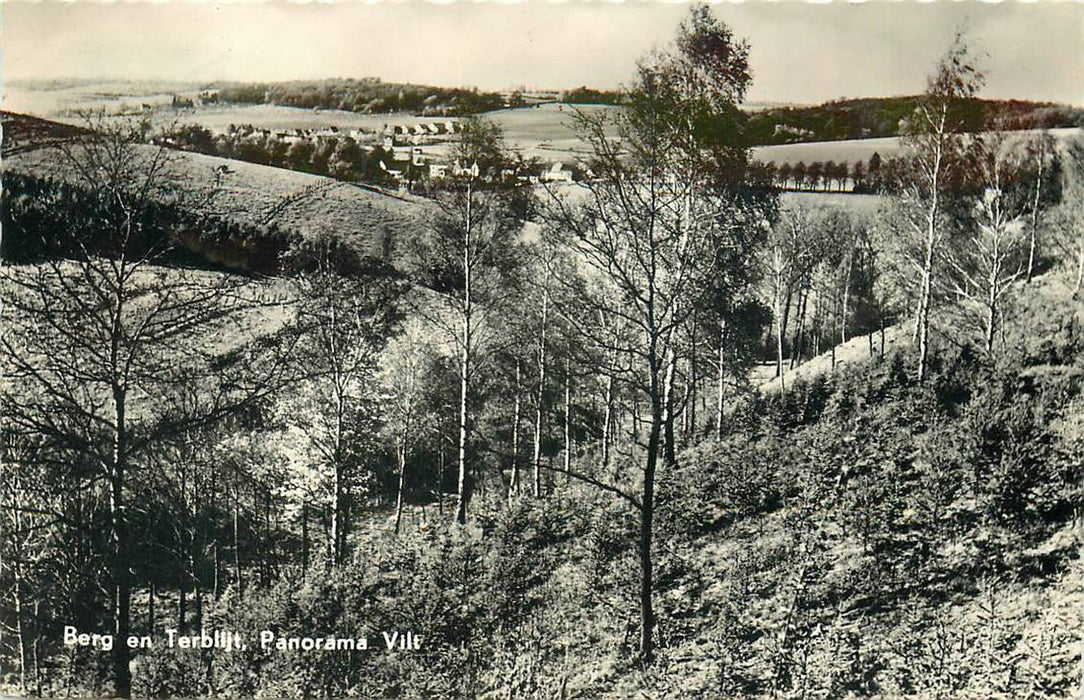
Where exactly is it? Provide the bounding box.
[213,78,505,116]
[744,95,1084,145]
[0,171,304,274]
[212,79,628,115]
[765,145,1064,196]
[560,86,625,105]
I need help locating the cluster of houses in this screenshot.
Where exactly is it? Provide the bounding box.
[163,115,577,188]
[384,120,460,145]
[381,155,574,187]
[221,120,460,149]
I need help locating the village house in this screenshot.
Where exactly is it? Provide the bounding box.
[540,162,573,183]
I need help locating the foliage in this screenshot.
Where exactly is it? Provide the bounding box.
[213,78,505,116]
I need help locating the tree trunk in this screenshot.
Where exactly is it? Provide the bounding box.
[301,503,309,576]
[13,563,27,694]
[264,490,272,584]
[109,388,132,698]
[688,324,698,437]
[455,326,470,524]
[916,135,944,384]
[509,360,522,499]
[880,308,886,358]
[639,374,663,662]
[211,469,221,600]
[790,284,808,370]
[1075,236,1084,297]
[194,571,203,631]
[715,325,726,440]
[394,446,407,534]
[178,556,187,631]
[32,601,41,697]
[985,234,1001,354]
[563,355,573,480]
[776,286,788,394]
[1026,138,1046,283]
[601,373,614,468]
[438,438,446,515]
[532,291,548,499]
[662,358,677,467]
[331,460,345,564]
[232,486,243,599]
[841,252,853,345]
[917,235,935,383]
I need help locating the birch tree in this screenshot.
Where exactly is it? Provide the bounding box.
[544,4,772,661]
[409,118,528,524]
[0,116,295,697]
[893,33,985,382]
[379,319,438,533]
[945,132,1031,352]
[284,232,400,564]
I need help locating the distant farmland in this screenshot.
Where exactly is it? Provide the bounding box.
[129,104,459,134]
[753,126,1082,167]
[753,136,903,167]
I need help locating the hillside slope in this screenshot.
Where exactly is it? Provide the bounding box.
[1,111,429,269]
[117,273,1082,699]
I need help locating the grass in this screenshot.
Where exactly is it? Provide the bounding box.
[3,142,428,267]
[131,104,462,134]
[753,127,1082,167]
[752,136,904,167]
[753,321,909,396]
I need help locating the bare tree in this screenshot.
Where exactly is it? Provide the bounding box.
[544,5,771,660]
[893,32,984,382]
[0,116,295,696]
[944,131,1029,353]
[379,319,437,534]
[408,118,528,524]
[283,232,400,563]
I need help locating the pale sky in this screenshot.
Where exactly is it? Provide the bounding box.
[2,1,1082,105]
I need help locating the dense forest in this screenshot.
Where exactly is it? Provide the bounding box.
[2,7,1083,699]
[212,79,507,116]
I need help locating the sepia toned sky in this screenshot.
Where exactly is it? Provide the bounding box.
[2,1,1082,105]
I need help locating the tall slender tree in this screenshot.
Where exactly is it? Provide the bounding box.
[893,32,984,382]
[0,116,295,696]
[408,118,528,524]
[544,4,772,660]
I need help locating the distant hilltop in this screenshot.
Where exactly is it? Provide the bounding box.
[197,81,1084,145]
[6,78,1082,149]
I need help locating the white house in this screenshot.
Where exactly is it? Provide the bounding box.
[541,162,573,183]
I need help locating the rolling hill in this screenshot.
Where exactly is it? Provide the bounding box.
[1,111,429,271]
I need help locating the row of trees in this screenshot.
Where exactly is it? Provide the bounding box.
[743,94,1083,146]
[770,136,1059,197]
